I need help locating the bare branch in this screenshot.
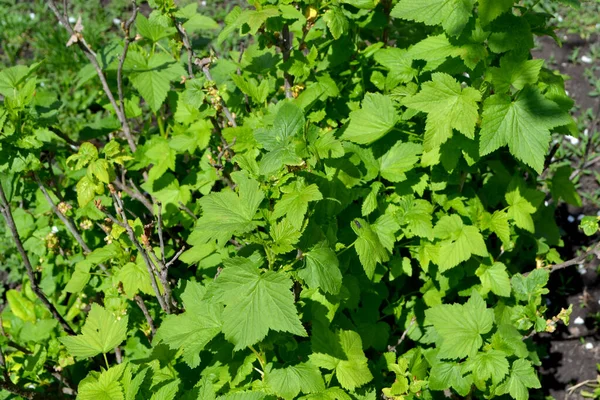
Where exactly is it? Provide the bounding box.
[166,246,186,269]
[117,1,138,125]
[281,24,293,99]
[549,242,600,274]
[46,0,137,153]
[0,183,75,335]
[178,201,197,220]
[135,294,156,339]
[156,202,166,264]
[113,177,153,213]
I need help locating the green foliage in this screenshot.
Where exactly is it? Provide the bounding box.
[0,0,584,399]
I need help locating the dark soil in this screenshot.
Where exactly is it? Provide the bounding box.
[533,34,600,400]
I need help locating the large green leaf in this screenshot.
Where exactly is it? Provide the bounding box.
[391,0,476,36]
[341,93,397,144]
[210,258,306,350]
[495,359,541,400]
[60,304,128,358]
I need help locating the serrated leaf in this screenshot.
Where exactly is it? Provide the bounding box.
[429,361,473,396]
[378,141,423,182]
[117,261,157,299]
[477,262,511,297]
[425,291,494,359]
[78,365,125,400]
[465,349,509,385]
[352,218,390,279]
[478,0,515,25]
[341,93,397,144]
[194,172,264,245]
[489,53,544,93]
[403,73,481,151]
[270,219,302,254]
[505,182,541,233]
[323,7,348,39]
[433,215,487,271]
[76,176,97,208]
[310,330,373,391]
[136,14,176,42]
[391,0,476,36]
[60,304,128,358]
[266,362,325,399]
[210,258,307,350]
[155,282,222,368]
[495,359,541,400]
[272,180,322,230]
[580,216,599,236]
[298,242,342,295]
[479,86,572,173]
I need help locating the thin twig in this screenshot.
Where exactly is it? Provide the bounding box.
[165,246,186,269]
[281,24,293,99]
[134,294,156,339]
[46,0,137,153]
[550,242,600,274]
[178,201,197,220]
[387,317,416,352]
[102,189,170,313]
[113,177,153,213]
[0,183,75,335]
[156,202,166,265]
[117,1,138,125]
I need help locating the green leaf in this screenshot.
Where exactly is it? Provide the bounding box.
[194,172,264,245]
[580,216,599,236]
[476,262,511,297]
[429,361,473,396]
[270,219,302,254]
[505,182,541,233]
[488,53,544,93]
[323,7,348,40]
[391,0,476,36]
[78,364,126,400]
[60,304,128,358]
[352,218,390,279]
[341,93,397,144]
[551,165,582,206]
[403,73,481,151]
[76,176,98,208]
[362,182,384,217]
[155,282,222,368]
[479,86,572,173]
[374,48,417,86]
[425,291,494,359]
[210,258,307,350]
[7,290,36,323]
[272,179,322,230]
[116,261,156,299]
[495,359,541,400]
[378,141,423,182]
[127,52,186,112]
[136,14,176,42]
[298,242,342,295]
[465,349,509,385]
[266,362,325,399]
[310,329,373,391]
[433,215,487,271]
[478,0,515,25]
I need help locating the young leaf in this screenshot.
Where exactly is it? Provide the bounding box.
[580,216,599,236]
[465,349,509,385]
[433,215,488,271]
[391,0,476,36]
[403,73,481,151]
[425,291,494,359]
[476,262,511,297]
[352,218,390,279]
[60,304,128,358]
[155,282,222,368]
[378,141,423,182]
[341,93,397,144]
[479,86,572,173]
[210,258,307,350]
[272,180,323,230]
[495,359,541,400]
[266,362,325,399]
[298,242,343,295]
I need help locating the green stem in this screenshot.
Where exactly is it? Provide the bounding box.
[103,353,109,369]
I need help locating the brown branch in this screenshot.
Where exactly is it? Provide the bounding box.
[166,246,185,269]
[117,1,138,126]
[549,242,600,274]
[178,201,197,220]
[134,294,156,339]
[281,24,293,99]
[113,177,153,213]
[387,317,415,352]
[0,183,75,335]
[105,189,170,313]
[46,0,137,153]
[156,202,166,264]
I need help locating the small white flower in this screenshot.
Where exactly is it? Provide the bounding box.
[581,55,593,64]
[51,226,59,233]
[29,12,35,20]
[463,72,470,78]
[568,215,575,223]
[113,18,121,25]
[585,342,594,350]
[574,316,585,325]
[544,201,549,207]
[68,16,76,24]
[577,263,587,275]
[565,135,579,145]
